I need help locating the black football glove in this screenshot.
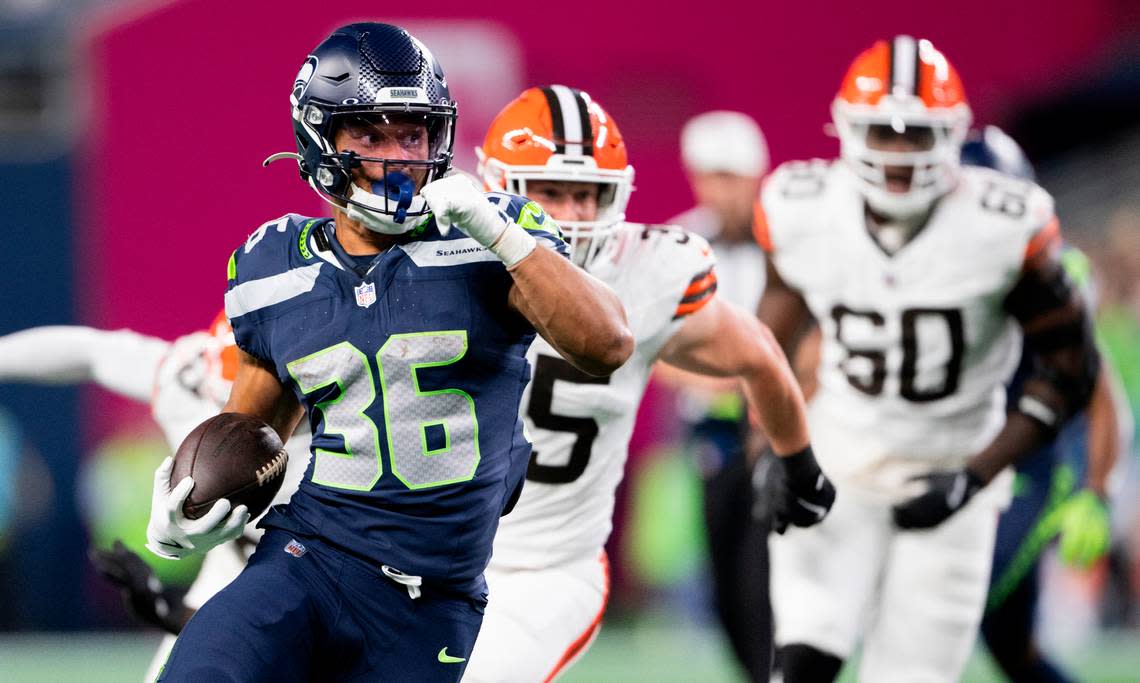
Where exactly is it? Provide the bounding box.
[89,540,191,635]
[891,468,985,530]
[756,446,836,534]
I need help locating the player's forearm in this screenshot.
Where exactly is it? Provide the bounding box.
[0,326,101,383]
[223,350,305,441]
[1086,366,1123,497]
[662,301,810,454]
[509,246,633,375]
[0,326,169,402]
[966,411,1047,483]
[739,327,811,456]
[971,346,1100,485]
[971,350,1098,485]
[652,361,739,397]
[982,255,1102,483]
[756,262,813,359]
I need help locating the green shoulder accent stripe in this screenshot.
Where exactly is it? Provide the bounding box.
[298,220,317,260]
[227,250,238,281]
[517,201,564,240]
[409,215,433,238]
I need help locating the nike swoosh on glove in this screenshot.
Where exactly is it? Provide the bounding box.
[760,446,837,534]
[892,468,984,530]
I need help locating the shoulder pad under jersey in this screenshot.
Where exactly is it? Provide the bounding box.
[956,166,1058,263]
[226,214,323,285]
[620,223,718,321]
[755,159,841,254]
[483,192,570,257]
[224,213,323,359]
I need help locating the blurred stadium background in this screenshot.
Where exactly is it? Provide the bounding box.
[1,0,1139,680]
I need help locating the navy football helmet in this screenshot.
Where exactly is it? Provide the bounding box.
[277,23,457,232]
[960,125,1036,181]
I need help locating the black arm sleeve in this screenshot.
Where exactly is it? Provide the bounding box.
[1002,257,1100,433]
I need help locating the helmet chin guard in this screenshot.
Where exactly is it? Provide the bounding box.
[345,171,431,234]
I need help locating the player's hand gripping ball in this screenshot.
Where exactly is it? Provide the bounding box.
[146,414,287,560]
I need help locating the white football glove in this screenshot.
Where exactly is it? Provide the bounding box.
[145,456,249,560]
[419,175,536,268]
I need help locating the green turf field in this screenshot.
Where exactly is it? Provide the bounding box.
[1,624,1137,682]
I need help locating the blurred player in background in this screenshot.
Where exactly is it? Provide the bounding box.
[0,407,33,628]
[755,36,1100,682]
[149,24,632,683]
[662,110,776,682]
[0,315,311,680]
[961,126,1131,683]
[464,86,833,683]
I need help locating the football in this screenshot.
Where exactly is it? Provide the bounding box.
[170,412,289,520]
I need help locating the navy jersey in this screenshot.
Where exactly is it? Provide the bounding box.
[223,193,567,594]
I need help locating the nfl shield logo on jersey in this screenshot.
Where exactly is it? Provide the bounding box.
[354,282,376,308]
[283,539,307,557]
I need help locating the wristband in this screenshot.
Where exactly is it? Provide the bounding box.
[1016,395,1060,434]
[492,223,538,269]
[778,444,820,481]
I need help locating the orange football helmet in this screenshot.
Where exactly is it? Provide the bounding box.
[832,36,972,217]
[477,85,634,265]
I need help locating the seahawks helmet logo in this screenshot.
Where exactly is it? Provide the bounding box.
[291,55,319,107]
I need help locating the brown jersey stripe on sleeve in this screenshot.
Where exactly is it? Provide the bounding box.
[673,290,716,319]
[674,272,717,319]
[683,267,717,298]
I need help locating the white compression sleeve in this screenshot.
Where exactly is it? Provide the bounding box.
[0,326,171,402]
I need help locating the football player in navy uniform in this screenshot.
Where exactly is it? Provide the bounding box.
[964,127,1126,683]
[146,23,632,682]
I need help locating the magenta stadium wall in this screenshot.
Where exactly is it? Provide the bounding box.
[76,0,1133,344]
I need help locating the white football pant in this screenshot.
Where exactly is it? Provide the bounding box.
[463,552,609,683]
[771,475,1008,683]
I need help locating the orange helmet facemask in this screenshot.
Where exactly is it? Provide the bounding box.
[832,36,972,218]
[477,85,634,267]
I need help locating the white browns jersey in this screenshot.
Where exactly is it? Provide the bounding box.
[758,160,1057,495]
[151,319,310,533]
[490,222,717,569]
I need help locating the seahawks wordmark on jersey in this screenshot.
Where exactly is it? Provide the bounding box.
[491,223,717,570]
[224,194,567,594]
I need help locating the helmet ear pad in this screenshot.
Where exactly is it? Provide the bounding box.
[295,110,355,198]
